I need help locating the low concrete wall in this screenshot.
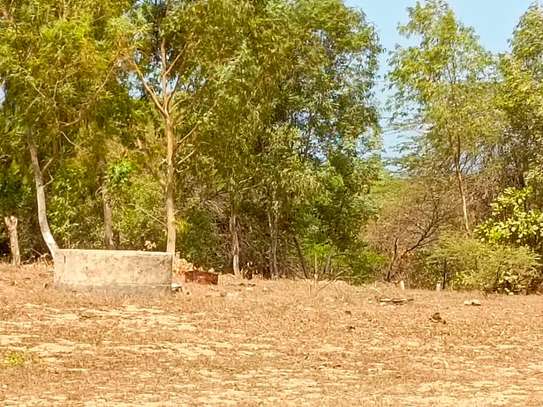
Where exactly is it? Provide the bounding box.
[54,249,173,293]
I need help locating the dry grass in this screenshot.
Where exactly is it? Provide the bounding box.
[1,264,543,406]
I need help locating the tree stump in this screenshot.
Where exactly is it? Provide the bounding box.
[4,216,21,266]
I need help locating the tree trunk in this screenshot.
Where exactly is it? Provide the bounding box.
[229,209,241,278]
[165,116,176,254]
[28,141,59,261]
[135,39,181,254]
[453,134,470,234]
[4,215,21,266]
[455,166,470,234]
[385,237,400,282]
[270,234,278,279]
[323,254,332,276]
[292,233,309,279]
[267,202,279,279]
[101,185,115,249]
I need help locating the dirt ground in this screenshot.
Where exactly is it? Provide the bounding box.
[0,264,542,406]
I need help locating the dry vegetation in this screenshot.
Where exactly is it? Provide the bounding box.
[1,264,543,406]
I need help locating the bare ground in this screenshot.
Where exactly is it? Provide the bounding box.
[0,264,542,406]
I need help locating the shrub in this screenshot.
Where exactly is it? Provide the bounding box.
[477,186,543,252]
[428,233,540,294]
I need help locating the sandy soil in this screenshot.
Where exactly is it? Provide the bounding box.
[0,264,542,406]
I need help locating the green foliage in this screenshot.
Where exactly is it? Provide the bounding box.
[178,206,224,269]
[388,0,502,235]
[48,159,102,248]
[191,0,382,278]
[0,132,39,258]
[0,153,32,215]
[429,233,540,294]
[108,167,164,250]
[510,4,543,79]
[107,159,136,189]
[5,0,543,293]
[477,187,543,252]
[494,5,543,188]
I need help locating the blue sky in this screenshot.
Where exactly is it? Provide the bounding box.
[345,0,534,155]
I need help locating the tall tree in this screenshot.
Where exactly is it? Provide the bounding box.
[0,0,131,259]
[118,0,251,254]
[388,0,499,233]
[496,3,543,188]
[199,0,381,278]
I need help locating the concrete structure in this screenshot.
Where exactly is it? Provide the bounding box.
[54,249,173,293]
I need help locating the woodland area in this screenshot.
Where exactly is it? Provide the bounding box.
[1,0,543,293]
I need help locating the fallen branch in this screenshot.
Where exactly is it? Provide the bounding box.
[377,297,414,305]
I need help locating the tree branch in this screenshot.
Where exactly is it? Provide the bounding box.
[131,60,168,118]
[135,140,167,190]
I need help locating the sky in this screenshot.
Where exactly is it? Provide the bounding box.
[345,0,534,156]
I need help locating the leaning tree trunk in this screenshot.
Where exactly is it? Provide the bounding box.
[292,233,309,279]
[229,209,242,278]
[4,215,21,266]
[28,141,59,261]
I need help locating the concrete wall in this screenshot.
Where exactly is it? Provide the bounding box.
[54,249,173,293]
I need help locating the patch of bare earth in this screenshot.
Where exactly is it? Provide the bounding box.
[1,264,542,406]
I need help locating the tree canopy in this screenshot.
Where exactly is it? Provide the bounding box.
[1,0,543,292]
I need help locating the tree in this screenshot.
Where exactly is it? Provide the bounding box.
[366,174,455,282]
[117,0,254,254]
[474,4,543,258]
[0,0,382,282]
[0,0,131,259]
[495,4,543,189]
[388,0,500,234]
[195,0,382,278]
[0,132,31,265]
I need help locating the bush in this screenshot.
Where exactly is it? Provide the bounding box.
[178,206,225,270]
[109,170,165,250]
[476,187,543,253]
[428,233,540,294]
